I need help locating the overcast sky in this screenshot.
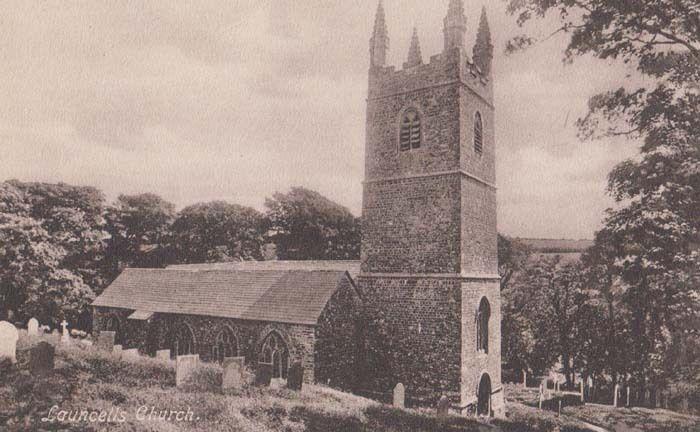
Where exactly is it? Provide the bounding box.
[0,0,641,239]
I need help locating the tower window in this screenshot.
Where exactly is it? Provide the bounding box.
[474,112,483,154]
[476,297,490,353]
[400,108,421,151]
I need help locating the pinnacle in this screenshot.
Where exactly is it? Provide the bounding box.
[406,27,423,68]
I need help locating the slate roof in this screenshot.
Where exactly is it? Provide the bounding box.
[167,260,362,281]
[92,268,351,326]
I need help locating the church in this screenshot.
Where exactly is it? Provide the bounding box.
[92,0,504,417]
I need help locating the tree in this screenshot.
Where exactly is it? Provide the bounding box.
[170,201,264,264]
[8,180,108,289]
[264,187,361,260]
[0,182,94,326]
[498,234,531,291]
[507,0,700,398]
[105,193,175,278]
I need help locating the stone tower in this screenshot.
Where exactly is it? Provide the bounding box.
[358,1,504,416]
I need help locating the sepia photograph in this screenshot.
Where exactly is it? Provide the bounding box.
[0,1,698,431]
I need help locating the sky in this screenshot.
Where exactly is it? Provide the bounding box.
[0,0,641,239]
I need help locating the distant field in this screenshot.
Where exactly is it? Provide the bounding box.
[517,238,594,253]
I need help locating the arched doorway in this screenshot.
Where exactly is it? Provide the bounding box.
[477,373,492,416]
[212,326,239,363]
[260,331,289,379]
[168,322,196,359]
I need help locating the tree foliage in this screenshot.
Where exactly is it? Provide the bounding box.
[506,0,699,402]
[265,187,361,260]
[170,201,265,264]
[105,193,176,278]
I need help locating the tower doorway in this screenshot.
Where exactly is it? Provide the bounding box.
[477,373,492,416]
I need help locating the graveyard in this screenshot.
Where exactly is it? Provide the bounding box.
[1,325,697,432]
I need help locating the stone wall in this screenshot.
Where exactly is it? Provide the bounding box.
[314,276,362,391]
[357,276,462,405]
[93,307,316,383]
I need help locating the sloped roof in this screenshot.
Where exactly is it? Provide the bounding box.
[92,268,351,325]
[167,260,361,281]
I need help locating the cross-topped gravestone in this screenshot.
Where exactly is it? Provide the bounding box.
[27,318,39,337]
[393,383,405,409]
[287,361,304,391]
[156,349,171,361]
[60,320,70,344]
[0,321,19,363]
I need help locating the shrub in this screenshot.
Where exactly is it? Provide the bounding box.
[181,362,223,393]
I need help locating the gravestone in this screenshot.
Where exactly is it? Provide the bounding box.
[60,320,70,344]
[176,354,200,388]
[156,349,171,361]
[437,395,450,418]
[0,321,19,363]
[123,348,139,358]
[29,341,55,374]
[287,361,304,391]
[613,384,619,407]
[222,357,245,390]
[27,318,39,337]
[393,383,405,409]
[96,331,115,351]
[113,345,123,357]
[254,363,273,387]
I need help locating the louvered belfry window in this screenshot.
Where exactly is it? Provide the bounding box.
[474,111,484,154]
[400,108,421,151]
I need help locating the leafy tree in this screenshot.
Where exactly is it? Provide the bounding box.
[105,193,176,278]
[498,235,531,291]
[170,201,264,264]
[8,180,108,289]
[0,182,93,326]
[264,187,360,260]
[507,0,699,398]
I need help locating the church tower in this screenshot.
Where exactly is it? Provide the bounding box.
[359,1,504,416]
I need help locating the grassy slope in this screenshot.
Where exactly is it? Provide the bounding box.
[505,384,700,432]
[4,335,692,432]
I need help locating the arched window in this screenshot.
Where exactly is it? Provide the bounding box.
[169,322,196,359]
[260,331,289,379]
[474,112,483,154]
[400,108,421,151]
[212,326,238,363]
[476,297,490,353]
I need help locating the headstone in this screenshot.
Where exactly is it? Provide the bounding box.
[156,349,171,361]
[0,321,19,363]
[523,370,527,388]
[113,345,123,358]
[580,381,585,403]
[613,384,619,407]
[538,384,544,409]
[626,386,630,407]
[436,395,450,418]
[27,318,39,336]
[287,361,304,391]
[79,339,93,347]
[254,363,273,387]
[176,354,199,387]
[29,341,55,374]
[393,383,405,409]
[123,348,139,358]
[96,331,116,351]
[222,357,245,390]
[60,320,70,344]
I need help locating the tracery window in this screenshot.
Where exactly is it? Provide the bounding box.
[170,322,196,359]
[474,111,484,154]
[212,326,239,363]
[260,331,289,379]
[400,108,422,151]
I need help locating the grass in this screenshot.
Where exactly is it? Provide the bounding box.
[3,334,698,432]
[504,383,700,432]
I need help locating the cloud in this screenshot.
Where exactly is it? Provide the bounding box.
[0,0,643,239]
